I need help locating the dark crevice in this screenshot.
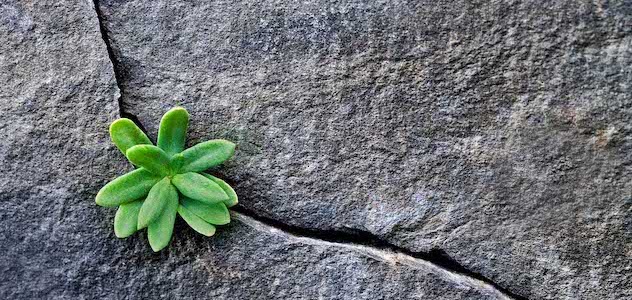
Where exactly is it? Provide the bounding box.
[92,2,525,299]
[92,0,148,134]
[234,206,528,300]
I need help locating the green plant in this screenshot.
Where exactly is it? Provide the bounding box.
[96,107,238,251]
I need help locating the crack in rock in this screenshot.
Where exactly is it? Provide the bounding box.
[90,2,527,299]
[234,207,527,300]
[92,0,147,133]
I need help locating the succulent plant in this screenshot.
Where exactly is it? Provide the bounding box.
[95,107,237,251]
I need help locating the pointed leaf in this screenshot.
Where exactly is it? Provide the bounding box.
[109,118,152,155]
[202,173,238,208]
[172,172,228,204]
[96,168,162,207]
[114,200,144,238]
[158,107,189,156]
[181,196,230,225]
[178,205,216,236]
[179,140,235,173]
[126,145,172,176]
[137,177,177,229]
[147,191,178,252]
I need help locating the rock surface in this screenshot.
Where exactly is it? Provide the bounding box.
[0,0,120,298]
[96,0,632,299]
[0,1,534,299]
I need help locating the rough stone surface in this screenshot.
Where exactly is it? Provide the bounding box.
[0,1,530,299]
[158,214,513,300]
[0,0,120,298]
[97,0,632,299]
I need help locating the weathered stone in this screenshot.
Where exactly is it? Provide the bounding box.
[163,214,513,300]
[0,0,121,298]
[0,1,530,299]
[97,0,632,299]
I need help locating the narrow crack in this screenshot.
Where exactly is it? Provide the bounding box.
[91,2,527,299]
[234,206,528,300]
[92,0,148,133]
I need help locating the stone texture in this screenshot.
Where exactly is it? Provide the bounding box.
[0,0,121,298]
[97,0,632,299]
[150,213,512,300]
[0,1,525,299]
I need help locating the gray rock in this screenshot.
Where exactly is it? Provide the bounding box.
[0,1,525,299]
[149,213,513,300]
[0,0,120,298]
[97,0,632,299]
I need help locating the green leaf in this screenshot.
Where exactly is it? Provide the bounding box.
[157,107,189,156]
[109,118,152,155]
[171,172,228,204]
[125,145,172,176]
[170,153,184,172]
[179,140,236,173]
[137,177,177,229]
[177,205,216,236]
[202,173,238,208]
[147,191,178,252]
[114,200,144,238]
[181,196,230,225]
[96,168,162,207]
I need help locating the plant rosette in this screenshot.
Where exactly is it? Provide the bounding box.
[96,107,238,251]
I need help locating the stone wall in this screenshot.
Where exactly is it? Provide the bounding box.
[1,1,630,299]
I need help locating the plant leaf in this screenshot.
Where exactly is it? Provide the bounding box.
[137,177,177,229]
[109,118,152,155]
[147,191,178,252]
[96,168,162,207]
[181,196,230,225]
[126,145,172,176]
[171,172,228,204]
[179,140,235,173]
[114,200,144,238]
[170,153,184,173]
[177,204,216,236]
[202,173,238,208]
[157,107,189,156]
